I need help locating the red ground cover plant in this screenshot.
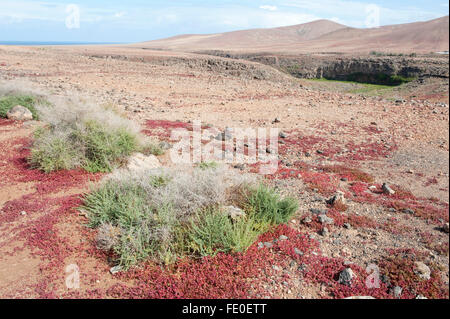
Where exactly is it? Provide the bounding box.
[0,119,15,127]
[321,165,375,183]
[329,201,349,212]
[278,133,326,155]
[143,119,193,140]
[388,200,449,224]
[143,119,214,140]
[425,177,439,187]
[420,232,449,256]
[0,134,102,297]
[302,210,378,233]
[379,250,449,299]
[104,225,319,299]
[1,119,447,299]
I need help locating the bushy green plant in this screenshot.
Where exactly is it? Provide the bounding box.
[30,121,139,173]
[30,99,143,173]
[141,142,165,156]
[187,207,235,256]
[30,132,81,173]
[80,166,297,269]
[80,177,180,268]
[186,207,266,257]
[244,184,298,225]
[197,161,219,170]
[79,120,138,173]
[0,94,44,119]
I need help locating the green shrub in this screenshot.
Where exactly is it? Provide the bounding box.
[82,181,149,229]
[187,207,235,256]
[224,211,270,252]
[80,167,297,269]
[0,94,43,119]
[30,99,143,173]
[80,177,180,268]
[197,161,219,170]
[141,142,165,156]
[244,184,298,225]
[30,132,81,173]
[149,174,171,188]
[30,121,139,173]
[186,207,265,257]
[79,121,139,173]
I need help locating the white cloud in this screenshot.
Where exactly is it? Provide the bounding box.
[259,5,278,11]
[282,0,446,27]
[0,0,65,22]
[0,0,128,24]
[1,0,447,41]
[183,6,318,29]
[114,12,127,18]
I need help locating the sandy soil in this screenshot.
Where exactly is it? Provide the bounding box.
[0,44,448,299]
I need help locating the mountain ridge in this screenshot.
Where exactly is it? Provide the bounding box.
[134,16,449,54]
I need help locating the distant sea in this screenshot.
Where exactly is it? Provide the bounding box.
[0,41,125,46]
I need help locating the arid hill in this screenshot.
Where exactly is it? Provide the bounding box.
[135,16,449,54]
[134,19,347,51]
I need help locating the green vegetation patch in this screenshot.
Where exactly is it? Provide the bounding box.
[0,94,46,119]
[29,98,153,173]
[80,167,298,269]
[306,77,404,96]
[244,184,298,225]
[31,120,139,173]
[344,73,415,86]
[187,207,266,257]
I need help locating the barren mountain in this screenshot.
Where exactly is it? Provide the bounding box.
[135,19,347,51]
[136,16,449,54]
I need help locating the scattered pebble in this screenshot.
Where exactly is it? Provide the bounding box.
[318,214,334,225]
[414,262,431,281]
[338,268,355,286]
[382,183,395,195]
[321,227,329,237]
[110,265,122,275]
[264,242,274,248]
[279,131,287,139]
[391,286,403,298]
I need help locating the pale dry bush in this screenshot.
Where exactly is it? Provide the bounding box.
[38,94,141,136]
[96,223,121,251]
[0,79,47,99]
[105,165,258,220]
[0,80,50,119]
[31,93,146,172]
[84,164,258,266]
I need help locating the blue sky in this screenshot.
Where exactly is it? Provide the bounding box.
[0,0,448,42]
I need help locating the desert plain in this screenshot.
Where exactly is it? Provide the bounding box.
[0,16,449,299]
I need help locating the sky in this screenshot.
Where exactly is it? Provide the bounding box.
[0,0,448,43]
